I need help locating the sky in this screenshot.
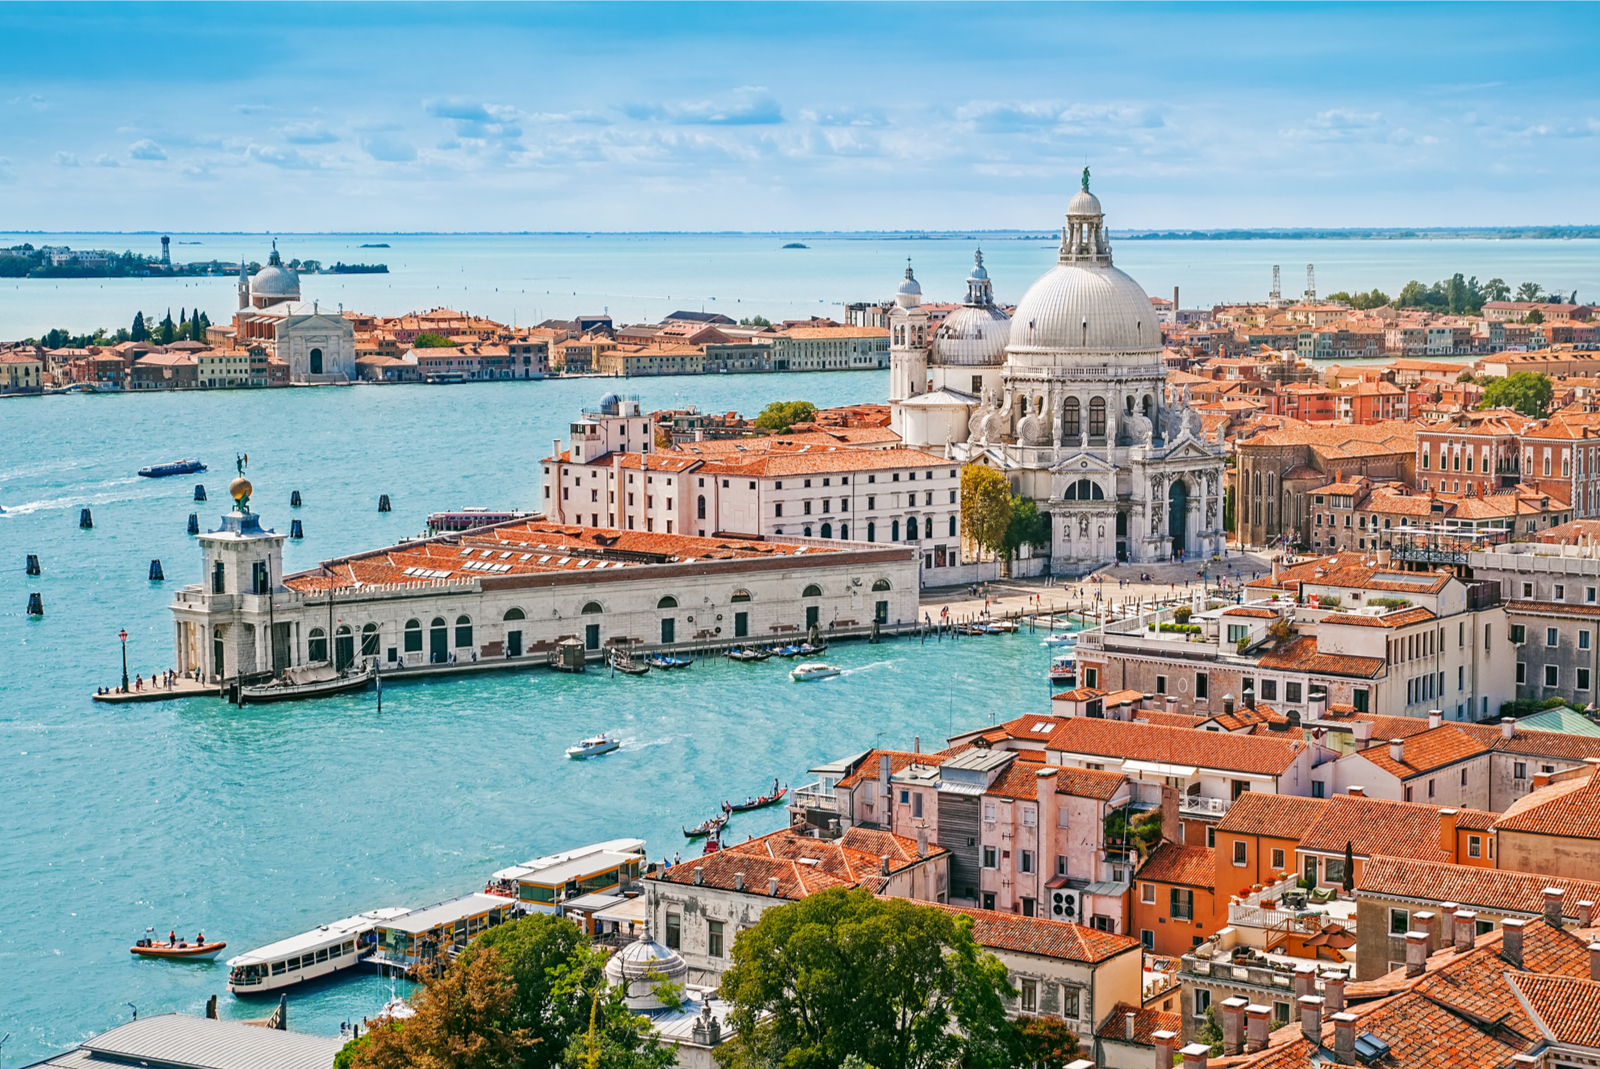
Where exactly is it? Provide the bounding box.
[4,2,1600,233]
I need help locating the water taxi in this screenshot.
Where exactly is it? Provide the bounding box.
[138,459,207,478]
[566,734,620,759]
[226,908,411,995]
[1042,631,1077,648]
[132,936,226,961]
[1048,652,1078,687]
[790,662,841,682]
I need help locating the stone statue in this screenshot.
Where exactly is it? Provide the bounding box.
[1081,166,1090,193]
[1124,413,1153,445]
[1078,515,1090,539]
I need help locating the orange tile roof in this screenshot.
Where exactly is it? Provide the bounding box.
[1223,606,1280,619]
[1046,718,1307,776]
[1492,768,1600,840]
[1254,636,1386,679]
[931,904,1141,963]
[1052,766,1128,801]
[1297,795,1477,862]
[1094,1002,1184,1045]
[1320,606,1437,629]
[1214,793,1327,839]
[1136,842,1215,889]
[1506,973,1600,1048]
[1458,721,1600,760]
[649,826,941,899]
[1356,855,1600,919]
[1355,726,1492,779]
[984,761,1045,801]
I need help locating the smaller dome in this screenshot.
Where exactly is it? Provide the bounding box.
[598,392,621,413]
[934,304,1011,367]
[250,265,299,298]
[967,248,989,283]
[1066,189,1102,217]
[605,932,689,1010]
[895,262,922,309]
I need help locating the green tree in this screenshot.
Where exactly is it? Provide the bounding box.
[1001,495,1049,560]
[739,315,771,327]
[1447,273,1467,316]
[1479,371,1553,417]
[960,464,1012,561]
[352,946,532,1069]
[130,310,148,341]
[717,889,1019,1069]
[753,400,817,432]
[1524,309,1545,325]
[464,913,587,1069]
[554,943,676,1069]
[1484,278,1511,302]
[413,332,457,348]
[1223,484,1235,534]
[1015,1016,1082,1069]
[1516,281,1544,303]
[159,308,175,344]
[1196,1005,1225,1057]
[191,308,204,342]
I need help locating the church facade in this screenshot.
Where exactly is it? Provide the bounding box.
[230,242,357,384]
[889,178,1226,575]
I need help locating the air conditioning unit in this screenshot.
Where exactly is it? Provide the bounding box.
[1049,888,1081,922]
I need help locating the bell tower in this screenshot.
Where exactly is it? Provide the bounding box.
[888,261,931,418]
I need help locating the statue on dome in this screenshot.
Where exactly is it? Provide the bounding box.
[1081,166,1090,192]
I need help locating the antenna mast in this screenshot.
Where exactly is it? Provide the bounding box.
[1271,265,1281,303]
[1305,264,1316,302]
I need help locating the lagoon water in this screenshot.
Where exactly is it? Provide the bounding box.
[0,372,1077,1064]
[4,231,1600,340]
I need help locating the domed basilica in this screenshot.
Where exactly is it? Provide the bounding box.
[889,175,1225,574]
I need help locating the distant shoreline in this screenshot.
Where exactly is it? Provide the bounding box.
[3,227,1600,240]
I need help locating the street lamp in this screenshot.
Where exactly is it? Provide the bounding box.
[119,628,129,693]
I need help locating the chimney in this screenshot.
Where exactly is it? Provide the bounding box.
[879,753,892,785]
[1405,931,1428,977]
[880,856,891,876]
[1299,995,1324,1045]
[1428,709,1443,729]
[734,872,745,892]
[1502,917,1526,968]
[693,866,705,886]
[1244,682,1256,710]
[1454,909,1478,951]
[1180,1042,1210,1069]
[1323,972,1346,1012]
[913,735,920,754]
[1347,785,1365,797]
[1331,1012,1358,1064]
[1166,695,1180,716]
[1589,941,1600,981]
[1578,900,1595,927]
[1220,997,1248,1054]
[1544,887,1565,927]
[1311,693,1329,719]
[1224,694,1236,716]
[1272,557,1281,581]
[1161,783,1181,844]
[1245,1004,1271,1052]
[1502,717,1517,739]
[1174,285,1180,311]
[1389,738,1405,763]
[1376,547,1391,565]
[916,826,928,858]
[1294,962,1318,998]
[1414,911,1438,956]
[1125,1010,1137,1040]
[767,876,779,895]
[1533,772,1551,789]
[1352,720,1373,744]
[1438,809,1458,855]
[1152,1030,1179,1069]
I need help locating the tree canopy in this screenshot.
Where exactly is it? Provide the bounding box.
[1324,288,1390,310]
[753,400,816,433]
[1478,371,1553,417]
[412,332,458,348]
[960,464,1012,560]
[716,889,1018,1069]
[1002,494,1049,560]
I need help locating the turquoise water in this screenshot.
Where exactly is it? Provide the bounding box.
[0,374,1065,1063]
[4,231,1599,340]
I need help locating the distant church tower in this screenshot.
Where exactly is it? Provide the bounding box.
[888,261,930,423]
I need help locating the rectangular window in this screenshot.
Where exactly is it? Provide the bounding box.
[1468,835,1482,858]
[1020,978,1037,1013]
[1285,681,1302,703]
[1515,761,1527,780]
[1155,675,1167,695]
[666,912,681,949]
[1195,672,1209,700]
[1271,847,1286,870]
[1582,631,1591,650]
[1324,857,1346,885]
[1547,627,1560,647]
[913,793,923,818]
[1261,679,1278,701]
[1194,988,1212,1019]
[1142,882,1156,904]
[1170,887,1195,920]
[1517,662,1527,685]
[982,846,997,869]
[708,920,724,958]
[1545,665,1559,687]
[1061,987,1081,1018]
[1556,584,1566,601]
[1233,840,1248,866]
[1312,780,1326,798]
[983,801,996,822]
[1580,668,1591,691]
[1020,850,1034,874]
[1021,805,1036,826]
[1352,688,1369,713]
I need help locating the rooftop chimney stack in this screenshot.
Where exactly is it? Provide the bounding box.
[693,866,705,886]
[1589,941,1600,981]
[1429,709,1443,729]
[1125,1010,1137,1041]
[1544,887,1565,928]
[880,856,891,876]
[1245,1004,1271,1053]
[1294,962,1318,998]
[1415,911,1438,956]
[1578,900,1595,928]
[733,872,745,892]
[1299,995,1325,1046]
[1323,972,1346,1012]
[1152,1030,1179,1069]
[1220,997,1248,1054]
[916,826,928,858]
[1502,717,1517,739]
[1224,695,1236,716]
[1352,720,1372,744]
[1347,785,1365,797]
[1502,917,1526,968]
[1438,809,1458,855]
[1331,1013,1358,1064]
[1455,909,1478,951]
[1180,1042,1211,1069]
[1405,931,1429,977]
[768,876,779,895]
[1389,738,1405,763]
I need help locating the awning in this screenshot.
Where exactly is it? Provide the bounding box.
[594,897,649,926]
[1120,759,1198,777]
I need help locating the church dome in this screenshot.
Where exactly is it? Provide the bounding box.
[1066,189,1103,217]
[604,931,689,1010]
[252,245,300,300]
[934,305,1011,367]
[895,263,922,308]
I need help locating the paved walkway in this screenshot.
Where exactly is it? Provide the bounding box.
[92,677,216,704]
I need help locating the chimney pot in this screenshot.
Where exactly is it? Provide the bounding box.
[913,735,920,754]
[1180,1042,1211,1069]
[1438,809,1458,855]
[1414,911,1438,956]
[1125,1010,1137,1041]
[1405,931,1428,977]
[1220,997,1248,1054]
[1578,900,1595,927]
[734,872,745,892]
[1502,917,1527,968]
[1224,695,1235,716]
[1299,995,1324,1045]
[1544,887,1565,927]
[1428,709,1442,729]
[1454,909,1478,950]
[1294,962,1318,998]
[1588,941,1600,981]
[880,856,890,876]
[1502,717,1517,739]
[768,876,779,896]
[1245,1004,1271,1052]
[1347,785,1365,797]
[1389,738,1405,763]
[1323,972,1346,1012]
[693,866,704,886]
[1152,1030,1179,1069]
[1331,1012,1358,1062]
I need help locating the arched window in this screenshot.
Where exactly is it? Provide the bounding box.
[1034,395,1044,416]
[581,601,603,614]
[892,519,900,541]
[697,495,706,519]
[455,615,473,648]
[503,607,525,621]
[803,526,812,537]
[923,517,933,539]
[803,584,822,598]
[657,596,678,609]
[867,521,876,542]
[1089,397,1106,438]
[872,578,892,591]
[1063,397,1081,439]
[309,347,324,375]
[905,517,919,542]
[840,524,848,539]
[821,522,832,538]
[1126,395,1135,414]
[1019,396,1029,416]
[1143,394,1153,416]
[1065,479,1105,501]
[404,618,423,653]
[949,515,957,536]
[731,590,752,602]
[361,622,380,656]
[308,627,328,662]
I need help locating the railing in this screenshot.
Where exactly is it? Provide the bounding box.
[1227,903,1300,929]
[791,783,837,812]
[1178,794,1232,817]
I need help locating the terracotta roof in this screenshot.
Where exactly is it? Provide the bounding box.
[1095,1002,1184,1045]
[1492,768,1600,840]
[1214,793,1327,839]
[1459,721,1600,760]
[1136,843,1215,889]
[1254,635,1386,679]
[984,761,1045,801]
[1507,973,1600,1049]
[649,826,941,900]
[1357,855,1600,919]
[1222,607,1280,619]
[1052,766,1128,801]
[931,904,1140,964]
[1354,726,1492,779]
[980,714,1067,743]
[1298,795,1467,862]
[1320,606,1437,629]
[1408,922,1593,1046]
[1046,718,1307,776]
[1203,704,1289,733]
[1134,710,1208,729]
[837,749,937,790]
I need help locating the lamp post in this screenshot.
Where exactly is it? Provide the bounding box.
[119,628,129,693]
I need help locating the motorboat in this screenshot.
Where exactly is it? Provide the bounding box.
[723,787,788,813]
[227,908,411,994]
[683,815,728,839]
[132,936,226,961]
[1048,653,1077,688]
[646,654,691,670]
[609,650,649,676]
[790,662,841,682]
[566,734,620,759]
[1042,631,1077,648]
[726,646,770,662]
[238,663,374,705]
[138,459,207,478]
[989,620,1019,633]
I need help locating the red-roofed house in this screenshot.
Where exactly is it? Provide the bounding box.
[1131,842,1217,956]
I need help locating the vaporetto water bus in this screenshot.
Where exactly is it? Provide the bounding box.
[226,907,412,995]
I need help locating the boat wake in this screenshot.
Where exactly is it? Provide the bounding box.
[838,661,892,676]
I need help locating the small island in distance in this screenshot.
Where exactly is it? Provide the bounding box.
[359,243,390,248]
[782,242,809,249]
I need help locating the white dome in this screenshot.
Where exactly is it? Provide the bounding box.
[251,265,299,298]
[1008,263,1159,353]
[934,304,1011,366]
[1067,189,1103,217]
[895,264,922,308]
[604,932,688,1010]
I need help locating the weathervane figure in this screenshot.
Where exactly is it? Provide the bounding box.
[236,453,249,477]
[1081,166,1090,192]
[230,453,252,514]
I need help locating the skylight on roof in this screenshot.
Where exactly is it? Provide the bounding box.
[1032,722,1054,733]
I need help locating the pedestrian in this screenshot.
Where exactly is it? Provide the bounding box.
[673,851,681,867]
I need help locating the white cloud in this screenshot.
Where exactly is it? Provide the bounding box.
[247,144,323,170]
[55,151,79,167]
[625,87,782,126]
[281,122,340,145]
[362,134,416,162]
[128,139,167,161]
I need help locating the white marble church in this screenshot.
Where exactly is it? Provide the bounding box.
[889,176,1226,574]
[229,242,356,383]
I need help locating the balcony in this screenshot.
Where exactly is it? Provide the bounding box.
[1177,794,1233,818]
[791,783,838,813]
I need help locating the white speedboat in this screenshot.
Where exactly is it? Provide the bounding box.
[1042,631,1077,648]
[566,734,620,759]
[790,662,841,682]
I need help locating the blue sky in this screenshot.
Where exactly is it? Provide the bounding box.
[3,2,1599,232]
